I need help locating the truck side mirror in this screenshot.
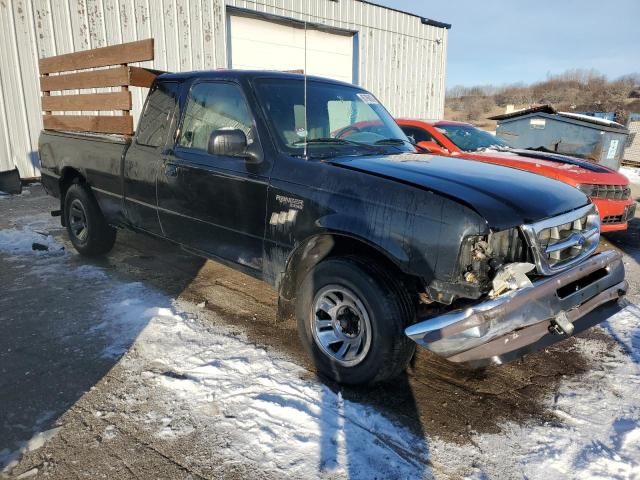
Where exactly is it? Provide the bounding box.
[208,128,248,157]
[207,128,263,164]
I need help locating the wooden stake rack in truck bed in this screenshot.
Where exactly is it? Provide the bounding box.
[39,39,161,135]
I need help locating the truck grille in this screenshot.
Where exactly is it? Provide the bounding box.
[586,184,631,200]
[602,204,636,225]
[602,215,624,224]
[521,204,600,275]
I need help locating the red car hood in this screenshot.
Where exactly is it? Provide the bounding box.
[456,149,628,186]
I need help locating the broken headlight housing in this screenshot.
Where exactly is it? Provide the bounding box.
[459,229,531,288]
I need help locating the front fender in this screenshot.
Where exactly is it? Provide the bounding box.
[315,213,411,266]
[276,229,408,302]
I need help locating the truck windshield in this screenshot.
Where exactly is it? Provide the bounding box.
[254,78,415,157]
[436,124,512,152]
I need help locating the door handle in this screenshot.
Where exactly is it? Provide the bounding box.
[164,163,178,177]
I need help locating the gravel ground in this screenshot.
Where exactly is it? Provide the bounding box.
[0,186,638,479]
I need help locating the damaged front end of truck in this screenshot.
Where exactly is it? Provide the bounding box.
[406,204,627,367]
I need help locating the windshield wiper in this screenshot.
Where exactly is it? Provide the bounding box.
[375,137,429,153]
[292,137,384,152]
[374,138,412,146]
[293,137,364,146]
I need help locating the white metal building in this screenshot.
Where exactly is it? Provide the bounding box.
[624,117,640,166]
[0,0,449,178]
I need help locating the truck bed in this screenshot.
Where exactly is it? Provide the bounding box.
[39,129,131,203]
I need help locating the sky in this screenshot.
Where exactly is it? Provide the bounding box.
[373,0,640,88]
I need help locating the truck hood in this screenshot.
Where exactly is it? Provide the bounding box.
[330,153,590,230]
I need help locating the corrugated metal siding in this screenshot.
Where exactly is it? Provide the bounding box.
[624,120,640,165]
[0,0,447,178]
[224,0,447,119]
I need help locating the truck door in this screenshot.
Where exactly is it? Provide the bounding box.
[156,80,269,272]
[123,81,179,235]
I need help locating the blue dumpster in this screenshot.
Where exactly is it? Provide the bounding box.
[490,105,629,170]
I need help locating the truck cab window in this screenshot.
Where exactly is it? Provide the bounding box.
[179,82,255,152]
[136,82,179,148]
[254,78,413,157]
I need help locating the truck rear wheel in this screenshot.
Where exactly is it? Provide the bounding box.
[296,256,416,385]
[64,183,116,257]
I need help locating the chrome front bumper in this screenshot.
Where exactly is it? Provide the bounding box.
[405,250,627,366]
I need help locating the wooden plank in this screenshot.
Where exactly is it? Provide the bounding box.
[128,66,158,88]
[42,73,51,115]
[41,91,132,112]
[120,64,129,116]
[40,66,159,91]
[39,39,154,74]
[40,66,130,91]
[43,115,134,135]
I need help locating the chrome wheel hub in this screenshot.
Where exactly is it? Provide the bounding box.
[311,285,372,367]
[69,199,89,243]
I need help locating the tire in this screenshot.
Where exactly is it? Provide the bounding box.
[296,256,416,385]
[64,183,116,257]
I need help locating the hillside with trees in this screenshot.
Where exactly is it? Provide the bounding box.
[445,69,640,130]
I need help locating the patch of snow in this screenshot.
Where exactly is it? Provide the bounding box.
[620,166,640,186]
[558,112,626,128]
[0,214,64,255]
[437,306,640,480]
[109,294,432,479]
[0,428,61,474]
[100,275,640,479]
[0,228,63,255]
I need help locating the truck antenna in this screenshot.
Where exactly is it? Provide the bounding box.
[303,20,308,159]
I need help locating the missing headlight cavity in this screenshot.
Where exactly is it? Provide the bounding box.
[556,267,608,299]
[460,229,530,286]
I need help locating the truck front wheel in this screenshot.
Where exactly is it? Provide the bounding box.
[296,256,416,385]
[64,183,116,257]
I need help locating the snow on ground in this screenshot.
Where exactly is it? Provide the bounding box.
[1,215,639,479]
[620,166,640,186]
[0,216,433,479]
[115,296,433,478]
[444,306,640,480]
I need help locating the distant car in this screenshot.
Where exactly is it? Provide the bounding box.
[396,119,636,232]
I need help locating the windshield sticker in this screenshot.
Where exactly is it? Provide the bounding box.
[295,127,308,138]
[357,93,379,105]
[606,139,619,159]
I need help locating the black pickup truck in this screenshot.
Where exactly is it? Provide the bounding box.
[39,71,627,385]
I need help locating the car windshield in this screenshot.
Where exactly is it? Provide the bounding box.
[435,124,512,152]
[254,78,415,157]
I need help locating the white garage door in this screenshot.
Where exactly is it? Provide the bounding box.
[229,15,354,84]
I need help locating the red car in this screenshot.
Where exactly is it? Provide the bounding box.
[396,119,636,232]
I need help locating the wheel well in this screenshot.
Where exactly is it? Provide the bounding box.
[279,233,419,303]
[59,168,85,225]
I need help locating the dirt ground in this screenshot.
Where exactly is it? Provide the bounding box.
[1,186,639,479]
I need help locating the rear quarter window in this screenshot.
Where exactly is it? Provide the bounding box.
[136,82,179,148]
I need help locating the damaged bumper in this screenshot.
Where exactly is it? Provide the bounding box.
[405,250,627,367]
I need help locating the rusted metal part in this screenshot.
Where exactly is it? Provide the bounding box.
[405,250,626,363]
